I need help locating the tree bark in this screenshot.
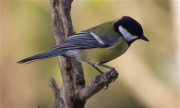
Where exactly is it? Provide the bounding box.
[48,0,119,108]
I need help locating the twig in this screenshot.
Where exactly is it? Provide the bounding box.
[79,70,119,100]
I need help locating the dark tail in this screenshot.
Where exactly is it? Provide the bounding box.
[17,50,66,64]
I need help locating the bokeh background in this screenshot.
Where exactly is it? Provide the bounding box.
[1,0,179,108]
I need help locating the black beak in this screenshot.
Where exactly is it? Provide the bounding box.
[141,35,149,42]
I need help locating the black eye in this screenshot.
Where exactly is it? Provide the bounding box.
[127,25,143,36]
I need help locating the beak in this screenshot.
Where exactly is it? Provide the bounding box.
[141,35,149,42]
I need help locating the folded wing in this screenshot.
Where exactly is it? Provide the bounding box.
[51,31,120,50]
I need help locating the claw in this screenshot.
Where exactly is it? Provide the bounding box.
[110,72,119,83]
[94,73,103,84]
[104,72,109,79]
[104,70,119,90]
[104,83,109,90]
[92,63,118,90]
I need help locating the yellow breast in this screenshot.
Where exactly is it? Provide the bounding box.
[78,37,129,64]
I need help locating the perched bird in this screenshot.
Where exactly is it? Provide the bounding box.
[17,16,149,88]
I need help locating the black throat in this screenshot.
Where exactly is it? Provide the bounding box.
[127,39,138,46]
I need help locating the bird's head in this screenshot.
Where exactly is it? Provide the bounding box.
[114,16,149,46]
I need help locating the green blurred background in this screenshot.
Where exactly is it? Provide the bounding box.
[1,0,179,108]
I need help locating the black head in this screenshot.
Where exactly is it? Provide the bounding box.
[114,16,149,46]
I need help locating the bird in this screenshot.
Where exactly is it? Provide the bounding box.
[17,16,149,88]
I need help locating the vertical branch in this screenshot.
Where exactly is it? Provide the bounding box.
[49,0,85,108]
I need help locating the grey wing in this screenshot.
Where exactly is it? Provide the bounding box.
[51,31,120,50]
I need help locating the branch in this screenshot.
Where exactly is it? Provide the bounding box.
[49,77,61,108]
[48,0,119,108]
[79,70,119,100]
[49,0,85,107]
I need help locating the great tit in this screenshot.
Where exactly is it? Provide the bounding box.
[17,16,149,85]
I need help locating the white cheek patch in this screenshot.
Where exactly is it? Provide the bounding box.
[90,32,105,45]
[118,26,138,42]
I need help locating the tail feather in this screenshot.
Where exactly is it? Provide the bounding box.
[17,50,66,64]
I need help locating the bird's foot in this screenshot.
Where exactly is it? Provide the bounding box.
[94,73,103,84]
[104,68,118,90]
[94,68,119,90]
[107,69,119,83]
